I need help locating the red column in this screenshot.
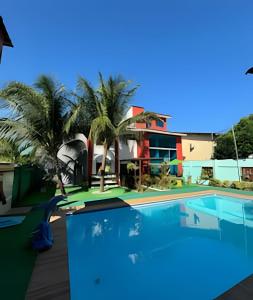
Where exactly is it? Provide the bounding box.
[87,139,93,187]
[137,133,150,174]
[176,136,183,176]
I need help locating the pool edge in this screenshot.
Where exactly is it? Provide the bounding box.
[26,189,253,300]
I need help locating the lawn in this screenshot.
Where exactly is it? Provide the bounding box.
[56,184,253,208]
[0,185,55,300]
[14,186,56,207]
[2,183,253,300]
[0,209,44,300]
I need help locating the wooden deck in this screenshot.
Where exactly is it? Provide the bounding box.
[216,275,253,300]
[26,212,70,300]
[25,190,253,299]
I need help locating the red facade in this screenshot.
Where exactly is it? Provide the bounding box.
[132,105,183,176]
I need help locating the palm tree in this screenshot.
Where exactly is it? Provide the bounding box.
[88,73,159,192]
[0,75,74,194]
[0,138,35,163]
[65,77,98,137]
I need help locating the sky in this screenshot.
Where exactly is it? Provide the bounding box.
[1,0,253,133]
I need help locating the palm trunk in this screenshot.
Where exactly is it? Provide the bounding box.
[115,138,120,185]
[55,159,66,195]
[100,143,108,192]
[134,168,137,188]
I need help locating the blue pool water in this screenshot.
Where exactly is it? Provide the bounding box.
[67,195,253,300]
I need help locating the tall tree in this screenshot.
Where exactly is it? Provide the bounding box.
[0,138,35,163]
[0,75,74,194]
[214,114,253,159]
[88,73,159,192]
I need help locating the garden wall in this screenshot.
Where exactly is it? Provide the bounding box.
[183,159,253,183]
[12,165,44,205]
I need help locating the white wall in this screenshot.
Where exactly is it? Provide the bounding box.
[92,139,137,174]
[119,139,137,161]
[183,159,253,183]
[0,166,14,214]
[93,144,115,174]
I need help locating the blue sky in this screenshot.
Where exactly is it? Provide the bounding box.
[1,0,253,132]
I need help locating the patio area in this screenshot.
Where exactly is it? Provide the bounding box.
[2,184,253,299]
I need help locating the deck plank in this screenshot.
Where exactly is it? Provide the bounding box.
[26,211,70,300]
[26,189,253,299]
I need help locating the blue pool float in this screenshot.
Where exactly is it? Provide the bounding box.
[32,195,67,251]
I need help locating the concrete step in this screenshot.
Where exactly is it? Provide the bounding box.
[91,179,118,185]
[91,174,116,179]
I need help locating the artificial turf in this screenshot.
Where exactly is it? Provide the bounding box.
[2,183,253,300]
[0,209,44,300]
[57,184,253,208]
[0,185,55,300]
[14,186,56,207]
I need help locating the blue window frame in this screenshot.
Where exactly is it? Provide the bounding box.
[156,119,164,127]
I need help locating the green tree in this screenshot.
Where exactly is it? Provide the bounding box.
[65,77,98,137]
[214,115,253,159]
[69,73,159,192]
[0,75,75,194]
[0,138,35,164]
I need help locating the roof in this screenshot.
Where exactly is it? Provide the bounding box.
[173,131,219,136]
[129,128,187,136]
[0,16,13,47]
[131,106,172,119]
[156,113,172,119]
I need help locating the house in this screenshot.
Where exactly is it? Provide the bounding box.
[88,106,186,186]
[0,16,13,62]
[178,132,218,161]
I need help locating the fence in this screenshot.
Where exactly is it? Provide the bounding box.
[12,165,44,204]
[183,159,253,183]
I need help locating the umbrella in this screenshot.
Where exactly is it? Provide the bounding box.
[168,159,182,165]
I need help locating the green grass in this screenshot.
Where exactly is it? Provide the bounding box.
[0,186,55,300]
[0,209,44,300]
[14,186,56,207]
[2,183,253,300]
[57,184,253,208]
[56,186,135,207]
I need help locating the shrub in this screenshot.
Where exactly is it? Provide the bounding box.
[160,161,169,176]
[142,174,152,187]
[209,178,221,187]
[230,181,245,190]
[151,176,160,186]
[243,182,253,191]
[230,181,253,191]
[158,175,171,190]
[169,176,177,186]
[187,176,192,185]
[222,180,230,188]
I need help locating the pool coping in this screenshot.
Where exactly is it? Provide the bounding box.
[69,189,253,214]
[25,189,253,300]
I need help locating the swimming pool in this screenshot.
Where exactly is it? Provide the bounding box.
[67,194,253,299]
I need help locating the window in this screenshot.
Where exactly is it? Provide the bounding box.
[242,168,253,181]
[201,167,213,179]
[149,134,176,148]
[156,119,164,128]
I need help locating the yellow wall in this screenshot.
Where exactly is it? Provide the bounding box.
[182,134,215,161]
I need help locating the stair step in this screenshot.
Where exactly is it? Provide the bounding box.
[91,174,116,179]
[92,179,117,185]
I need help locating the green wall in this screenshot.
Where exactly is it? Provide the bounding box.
[12,165,43,204]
